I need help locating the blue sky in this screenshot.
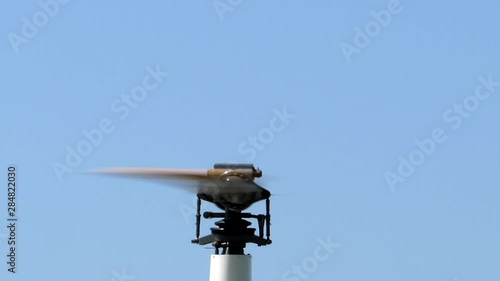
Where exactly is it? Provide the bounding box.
[1,0,500,280]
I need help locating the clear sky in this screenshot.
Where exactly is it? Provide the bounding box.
[1,0,500,280]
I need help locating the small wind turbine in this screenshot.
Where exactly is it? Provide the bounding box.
[90,163,272,281]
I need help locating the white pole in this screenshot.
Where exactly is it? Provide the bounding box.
[209,254,251,281]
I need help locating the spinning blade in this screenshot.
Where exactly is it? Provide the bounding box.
[88,166,270,211]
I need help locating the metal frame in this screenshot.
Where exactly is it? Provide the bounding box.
[191,196,272,255]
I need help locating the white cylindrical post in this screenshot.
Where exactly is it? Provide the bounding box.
[209,254,251,281]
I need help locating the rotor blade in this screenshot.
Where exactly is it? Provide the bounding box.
[87,167,212,194]
[87,167,268,196]
[87,167,210,180]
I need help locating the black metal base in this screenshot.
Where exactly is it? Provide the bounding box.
[191,198,272,254]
